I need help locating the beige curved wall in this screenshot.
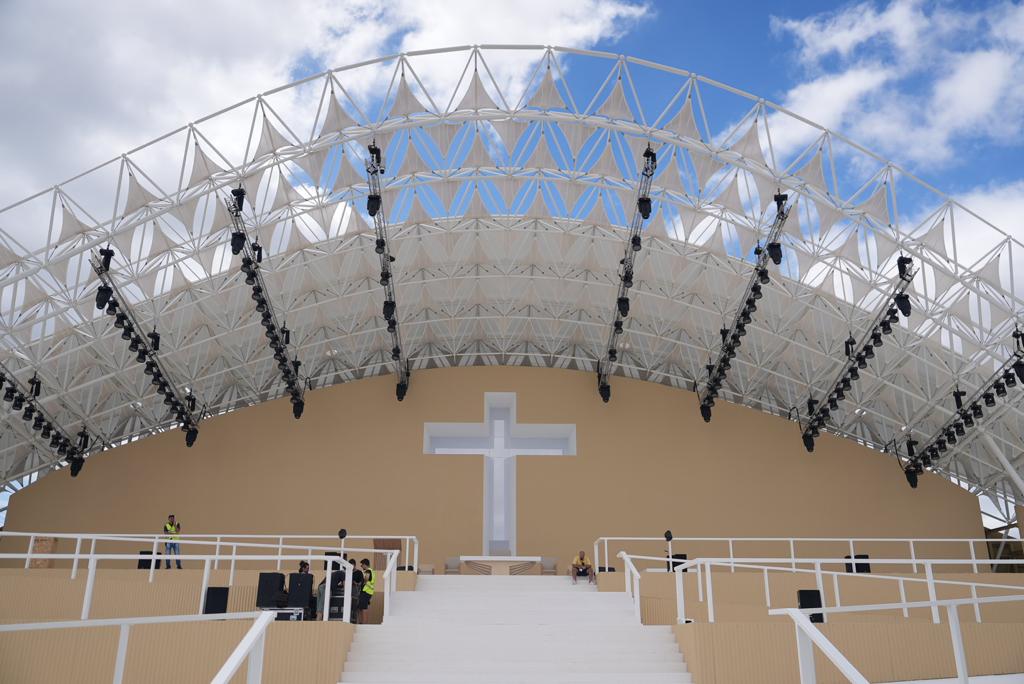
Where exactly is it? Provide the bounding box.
[3,367,981,570]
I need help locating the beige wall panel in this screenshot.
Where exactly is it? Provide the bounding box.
[0,626,119,683]
[4,368,983,573]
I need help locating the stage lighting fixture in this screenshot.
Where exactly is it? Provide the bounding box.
[292,397,306,417]
[962,413,974,429]
[69,457,84,478]
[766,241,783,266]
[22,404,33,421]
[617,297,630,318]
[983,391,996,406]
[29,375,40,397]
[613,321,623,335]
[77,428,89,451]
[380,270,391,286]
[128,337,140,353]
[750,283,762,300]
[367,194,382,217]
[954,422,965,436]
[936,439,946,452]
[745,297,756,313]
[844,335,856,358]
[231,187,246,213]
[953,388,966,410]
[255,298,268,314]
[864,345,874,360]
[835,386,845,401]
[136,349,147,363]
[1014,359,1024,384]
[185,426,198,447]
[894,292,911,317]
[120,326,133,341]
[12,394,24,411]
[904,467,918,489]
[946,429,957,445]
[870,330,883,347]
[897,255,913,279]
[114,313,127,329]
[740,309,752,325]
[57,441,67,456]
[972,403,983,419]
[98,247,115,272]
[994,382,1006,398]
[880,319,892,335]
[608,349,618,362]
[622,270,634,289]
[95,284,113,310]
[758,268,769,285]
[40,423,51,439]
[230,230,246,255]
[849,366,859,381]
[105,299,118,316]
[736,323,746,337]
[631,234,643,252]
[157,382,168,395]
[597,381,612,403]
[144,361,156,376]
[391,346,401,361]
[856,354,867,370]
[801,433,815,452]
[2,386,13,403]
[828,396,839,411]
[700,402,712,422]
[1005,371,1018,388]
[383,300,396,321]
[387,319,397,333]
[635,195,653,222]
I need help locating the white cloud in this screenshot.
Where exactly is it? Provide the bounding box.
[0,0,647,210]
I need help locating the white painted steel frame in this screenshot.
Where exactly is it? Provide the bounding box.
[0,46,1020,523]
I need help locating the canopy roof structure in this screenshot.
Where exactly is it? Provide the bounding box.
[0,46,1021,524]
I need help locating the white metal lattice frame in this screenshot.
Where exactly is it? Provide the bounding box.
[0,46,1021,522]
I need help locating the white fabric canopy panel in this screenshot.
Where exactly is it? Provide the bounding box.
[0,46,1021,521]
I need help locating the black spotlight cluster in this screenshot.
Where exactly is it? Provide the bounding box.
[698,192,792,421]
[800,256,916,452]
[364,141,411,401]
[905,330,1024,482]
[0,363,92,476]
[93,248,202,446]
[226,189,307,418]
[596,145,657,403]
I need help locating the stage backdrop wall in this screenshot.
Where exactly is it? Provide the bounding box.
[3,367,982,571]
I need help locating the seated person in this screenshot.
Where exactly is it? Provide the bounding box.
[568,550,595,585]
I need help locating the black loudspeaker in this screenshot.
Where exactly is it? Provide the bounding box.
[256,572,285,609]
[323,551,341,572]
[287,573,313,608]
[844,554,871,573]
[597,566,617,573]
[203,586,229,614]
[797,589,824,623]
[667,553,688,572]
[137,550,155,570]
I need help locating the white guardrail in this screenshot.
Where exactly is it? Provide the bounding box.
[616,552,1024,626]
[771,595,1024,684]
[0,610,274,684]
[0,530,419,575]
[594,535,1022,575]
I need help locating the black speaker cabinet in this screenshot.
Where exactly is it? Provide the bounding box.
[597,566,617,573]
[137,550,157,570]
[667,553,688,572]
[844,554,871,573]
[287,573,313,608]
[256,572,285,609]
[797,589,824,623]
[203,586,229,614]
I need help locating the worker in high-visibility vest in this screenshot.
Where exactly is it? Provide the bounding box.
[357,558,374,623]
[162,514,182,569]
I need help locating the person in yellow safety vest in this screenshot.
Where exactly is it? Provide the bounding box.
[569,550,595,585]
[356,558,374,623]
[162,514,182,569]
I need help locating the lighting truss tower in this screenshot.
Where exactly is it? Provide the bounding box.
[909,335,1024,477]
[0,361,93,476]
[227,190,307,418]
[365,140,411,401]
[93,250,203,446]
[799,256,917,452]
[596,145,657,402]
[697,192,792,421]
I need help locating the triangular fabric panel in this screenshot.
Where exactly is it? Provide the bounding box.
[58,204,88,243]
[464,130,495,168]
[455,70,500,112]
[123,173,160,216]
[404,192,434,226]
[730,121,768,169]
[714,173,746,218]
[187,143,225,189]
[295,149,328,187]
[666,97,700,141]
[795,149,828,194]
[253,115,293,159]
[857,184,890,226]
[526,130,558,170]
[976,251,1003,291]
[692,153,723,192]
[319,92,357,137]
[492,118,529,154]
[389,74,430,118]
[333,151,366,192]
[587,137,621,179]
[597,78,633,121]
[653,152,685,195]
[528,68,567,110]
[917,218,948,261]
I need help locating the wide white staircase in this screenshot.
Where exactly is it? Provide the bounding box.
[340,574,691,683]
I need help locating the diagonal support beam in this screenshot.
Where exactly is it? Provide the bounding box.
[365,140,411,401]
[596,144,657,402]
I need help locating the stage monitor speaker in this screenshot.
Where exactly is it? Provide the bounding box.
[256,572,285,609]
[797,589,823,623]
[287,573,313,608]
[137,550,164,569]
[203,586,229,614]
[666,553,688,572]
[844,554,871,573]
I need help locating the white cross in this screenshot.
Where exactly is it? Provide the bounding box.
[423,392,576,555]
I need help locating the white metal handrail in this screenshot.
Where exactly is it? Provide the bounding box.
[0,549,410,623]
[211,611,276,684]
[617,553,1024,626]
[595,535,1022,575]
[770,594,1024,684]
[0,611,267,684]
[0,530,420,573]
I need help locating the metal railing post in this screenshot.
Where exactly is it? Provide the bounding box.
[148,538,158,583]
[946,604,969,683]
[81,557,97,620]
[323,558,332,622]
[814,561,825,623]
[593,541,599,573]
[794,623,817,684]
[674,567,686,623]
[275,536,283,571]
[925,563,939,624]
[113,624,130,684]
[199,559,211,614]
[789,539,796,571]
[246,630,266,684]
[71,538,82,580]
[632,570,641,623]
[214,536,221,570]
[763,567,771,608]
[968,541,978,574]
[728,539,734,572]
[23,534,35,569]
[832,573,841,608]
[342,563,353,624]
[229,545,236,587]
[910,540,918,573]
[898,578,909,618]
[970,584,981,623]
[705,562,715,623]
[603,539,609,571]
[413,538,419,572]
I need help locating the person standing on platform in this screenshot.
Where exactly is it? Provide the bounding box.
[357,558,375,623]
[569,550,595,585]
[162,514,182,569]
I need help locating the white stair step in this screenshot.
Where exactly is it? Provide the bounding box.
[340,674,692,683]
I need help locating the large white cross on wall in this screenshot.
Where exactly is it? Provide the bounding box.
[423,393,577,556]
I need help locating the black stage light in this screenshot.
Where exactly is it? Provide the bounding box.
[599,382,611,403]
[241,256,254,275]
[844,335,856,358]
[828,396,839,410]
[766,241,783,266]
[894,292,911,317]
[252,241,263,263]
[751,283,762,300]
[387,319,397,333]
[608,349,617,362]
[1014,359,1024,384]
[849,365,860,381]
[807,397,819,415]
[972,403,983,419]
[391,346,401,361]
[230,230,246,255]
[736,323,746,337]
[163,394,174,407]
[871,330,883,347]
[157,382,168,395]
[740,310,752,325]
[774,192,788,214]
[32,414,44,431]
[897,255,914,279]
[99,247,115,272]
[637,197,652,221]
[255,298,268,314]
[953,388,966,410]
[994,382,1007,397]
[231,187,246,213]
[835,386,845,401]
[864,345,874,360]
[57,440,68,455]
[856,354,867,369]
[1005,371,1018,388]
[613,320,623,334]
[106,299,118,316]
[2,386,14,403]
[121,326,133,341]
[114,312,127,329]
[745,298,756,313]
[29,375,40,397]
[841,376,852,391]
[12,394,24,411]
[185,426,199,447]
[22,404,34,421]
[292,358,301,374]
[802,433,815,452]
[954,422,965,436]
[758,268,769,285]
[622,270,633,289]
[41,423,51,439]
[282,327,290,345]
[375,238,386,255]
[69,457,84,478]
[293,397,306,417]
[244,270,256,286]
[380,271,391,286]
[631,234,643,252]
[904,467,918,489]
[962,413,974,428]
[77,429,89,451]
[985,391,997,405]
[383,300,396,320]
[936,438,946,452]
[128,336,140,353]
[395,383,408,402]
[367,194,382,217]
[946,429,956,444]
[880,319,892,335]
[136,348,147,364]
[810,424,820,438]
[700,403,712,422]
[617,297,630,318]
[95,284,113,310]
[144,361,156,376]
